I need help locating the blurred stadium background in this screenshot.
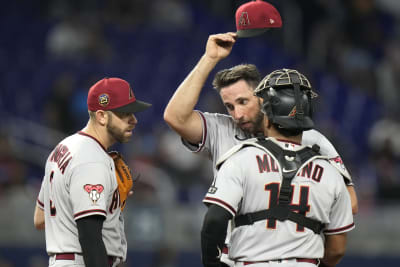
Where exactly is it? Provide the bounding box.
[1,0,400,266]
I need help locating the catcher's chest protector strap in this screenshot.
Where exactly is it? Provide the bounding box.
[234,139,325,234]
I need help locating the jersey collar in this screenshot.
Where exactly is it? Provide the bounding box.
[77,131,108,153]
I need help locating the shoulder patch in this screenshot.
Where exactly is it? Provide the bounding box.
[207,186,218,194]
[329,156,352,184]
[84,184,104,204]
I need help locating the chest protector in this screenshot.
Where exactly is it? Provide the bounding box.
[233,138,324,234]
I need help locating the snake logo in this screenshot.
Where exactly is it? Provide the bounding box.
[84,184,104,204]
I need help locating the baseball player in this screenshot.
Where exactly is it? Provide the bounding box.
[201,68,354,267]
[33,77,151,267]
[163,32,357,266]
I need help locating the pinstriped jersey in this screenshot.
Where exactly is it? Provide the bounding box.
[203,138,354,261]
[37,131,126,259]
[182,111,352,183]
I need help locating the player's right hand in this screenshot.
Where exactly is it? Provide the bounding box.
[205,32,237,61]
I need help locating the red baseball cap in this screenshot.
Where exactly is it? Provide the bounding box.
[235,0,282,38]
[87,77,151,113]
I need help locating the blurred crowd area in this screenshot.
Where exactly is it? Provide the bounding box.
[1,0,400,266]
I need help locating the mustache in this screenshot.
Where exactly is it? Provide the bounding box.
[236,119,250,125]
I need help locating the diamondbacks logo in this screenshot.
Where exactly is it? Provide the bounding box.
[84,184,104,204]
[98,93,110,107]
[288,106,297,117]
[239,12,250,27]
[330,156,346,171]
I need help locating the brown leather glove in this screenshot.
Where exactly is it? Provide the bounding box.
[109,151,133,211]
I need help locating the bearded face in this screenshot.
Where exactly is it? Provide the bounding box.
[106,112,136,143]
[220,80,266,135]
[240,105,265,134]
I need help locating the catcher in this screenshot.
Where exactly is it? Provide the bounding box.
[201,68,355,267]
[33,77,151,267]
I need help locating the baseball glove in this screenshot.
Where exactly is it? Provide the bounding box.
[109,151,133,211]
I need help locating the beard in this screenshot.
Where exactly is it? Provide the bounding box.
[238,110,265,135]
[107,119,131,143]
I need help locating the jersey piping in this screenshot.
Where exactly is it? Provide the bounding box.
[324,222,355,235]
[204,196,237,216]
[37,198,44,209]
[77,131,107,153]
[74,209,107,219]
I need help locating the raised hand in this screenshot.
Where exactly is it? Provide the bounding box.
[205,32,237,61]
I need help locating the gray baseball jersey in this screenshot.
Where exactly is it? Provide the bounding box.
[37,131,127,260]
[182,111,352,183]
[203,138,354,261]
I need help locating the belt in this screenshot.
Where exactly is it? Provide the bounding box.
[242,258,319,265]
[55,253,115,266]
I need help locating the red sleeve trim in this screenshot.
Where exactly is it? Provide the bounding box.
[74,209,107,219]
[324,222,355,234]
[37,198,44,209]
[204,197,236,215]
[197,111,207,152]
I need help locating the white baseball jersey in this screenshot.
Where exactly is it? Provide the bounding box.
[37,131,127,261]
[203,138,354,261]
[182,111,352,183]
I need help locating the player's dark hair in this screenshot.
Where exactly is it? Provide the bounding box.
[212,64,261,92]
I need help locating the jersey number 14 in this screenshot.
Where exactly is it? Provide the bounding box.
[265,183,310,231]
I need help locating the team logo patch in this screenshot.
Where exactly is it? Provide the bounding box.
[208,186,218,194]
[288,106,297,117]
[84,184,104,204]
[98,93,110,107]
[330,156,347,171]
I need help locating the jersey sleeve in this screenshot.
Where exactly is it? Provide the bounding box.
[37,176,45,210]
[323,176,355,235]
[69,162,112,221]
[303,129,353,185]
[181,111,238,155]
[181,111,209,153]
[203,156,244,216]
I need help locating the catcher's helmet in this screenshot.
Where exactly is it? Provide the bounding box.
[254,68,318,130]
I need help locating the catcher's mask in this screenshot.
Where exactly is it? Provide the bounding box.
[254,68,318,131]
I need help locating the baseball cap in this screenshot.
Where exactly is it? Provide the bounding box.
[235,0,282,38]
[87,77,151,113]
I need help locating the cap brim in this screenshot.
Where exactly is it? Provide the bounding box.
[236,28,269,38]
[111,100,152,113]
